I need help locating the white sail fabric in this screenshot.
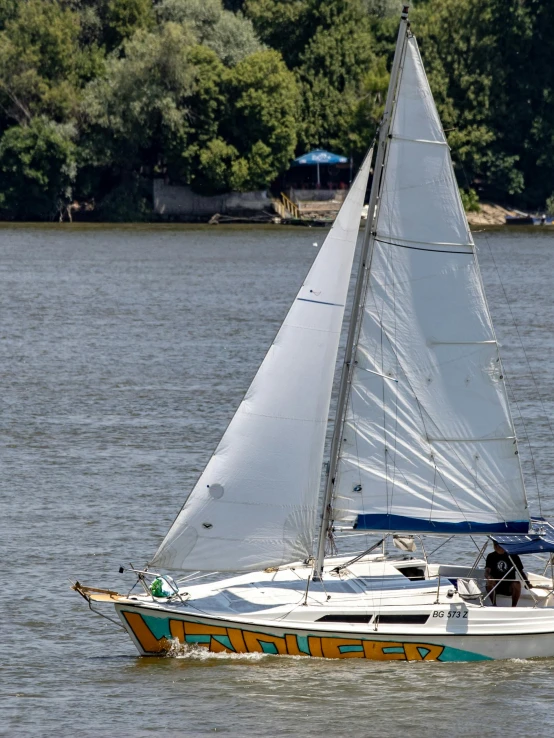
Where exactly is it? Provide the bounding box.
[151,155,372,571]
[332,37,529,534]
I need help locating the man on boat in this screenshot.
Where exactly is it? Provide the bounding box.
[485,542,531,607]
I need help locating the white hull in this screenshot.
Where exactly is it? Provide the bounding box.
[76,553,554,663]
[115,601,554,662]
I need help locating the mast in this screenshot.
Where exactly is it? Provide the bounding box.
[150,135,372,575]
[313,5,410,578]
[328,32,529,537]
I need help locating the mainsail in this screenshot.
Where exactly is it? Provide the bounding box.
[151,154,372,572]
[331,35,529,534]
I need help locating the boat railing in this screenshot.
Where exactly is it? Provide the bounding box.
[456,570,553,608]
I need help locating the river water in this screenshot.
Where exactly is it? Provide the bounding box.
[2,224,554,737]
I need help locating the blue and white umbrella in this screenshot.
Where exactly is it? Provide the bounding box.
[292,149,348,186]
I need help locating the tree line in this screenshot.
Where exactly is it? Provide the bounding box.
[0,0,552,220]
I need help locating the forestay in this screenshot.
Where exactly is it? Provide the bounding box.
[151,153,372,572]
[331,36,529,535]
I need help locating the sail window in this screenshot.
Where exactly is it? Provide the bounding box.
[208,484,224,499]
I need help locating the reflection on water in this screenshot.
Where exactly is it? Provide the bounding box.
[2,224,554,736]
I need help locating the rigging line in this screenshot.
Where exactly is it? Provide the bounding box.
[339,419,414,499]
[315,139,380,572]
[428,462,438,523]
[359,308,426,507]
[363,301,498,522]
[373,39,407,623]
[326,138,385,540]
[367,286,467,512]
[379,45,406,529]
[327,24,408,548]
[467,223,528,516]
[352,383,365,524]
[381,242,394,516]
[482,231,544,517]
[503,370,542,516]
[431,436,508,524]
[383,173,401,519]
[371,297,512,516]
[390,135,449,146]
[374,238,474,255]
[469,534,487,554]
[379,436,415,498]
[428,535,454,557]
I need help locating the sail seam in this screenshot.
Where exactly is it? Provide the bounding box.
[339,459,507,511]
[357,292,506,520]
[327,33,526,539]
[197,502,315,509]
[430,340,497,345]
[427,436,516,443]
[296,298,345,307]
[381,172,454,195]
[375,238,473,255]
[326,233,362,243]
[282,321,341,335]
[238,409,327,423]
[355,365,398,382]
[340,455,523,493]
[391,135,447,146]
[376,234,473,247]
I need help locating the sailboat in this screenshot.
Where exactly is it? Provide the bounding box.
[74,6,554,662]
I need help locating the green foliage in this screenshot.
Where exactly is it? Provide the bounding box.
[157,0,262,65]
[0,117,77,219]
[298,4,379,152]
[198,138,239,191]
[546,194,554,219]
[221,50,298,191]
[0,0,83,125]
[82,23,198,169]
[245,0,312,68]
[0,0,18,29]
[362,0,400,18]
[105,0,155,50]
[81,18,297,196]
[412,0,532,201]
[3,0,554,219]
[246,0,383,157]
[460,188,480,213]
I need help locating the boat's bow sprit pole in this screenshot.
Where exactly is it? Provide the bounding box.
[313,5,410,580]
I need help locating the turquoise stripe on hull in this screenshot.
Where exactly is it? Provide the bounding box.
[339,644,364,654]
[260,641,279,654]
[141,613,172,640]
[296,635,310,654]
[438,645,492,662]
[186,635,211,644]
[213,635,234,650]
